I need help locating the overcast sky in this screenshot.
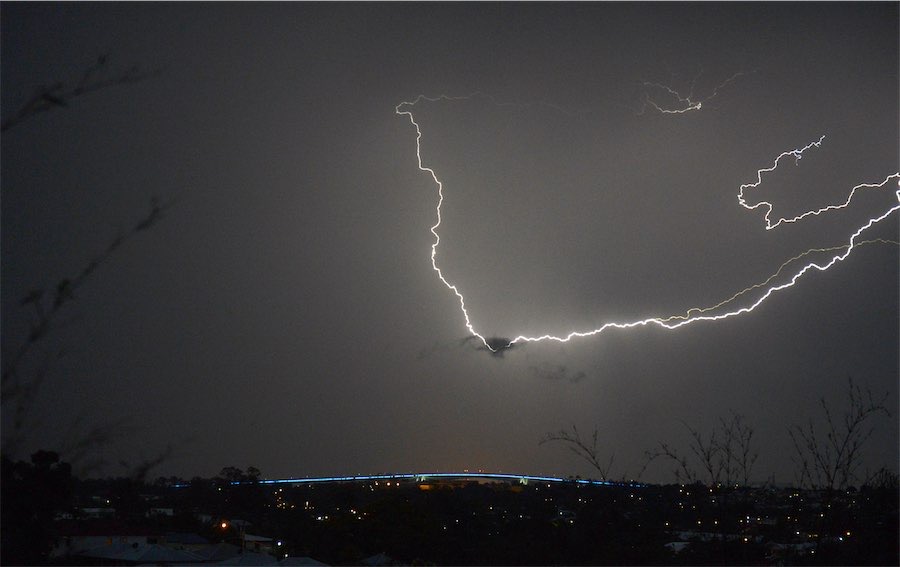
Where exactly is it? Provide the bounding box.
[2,2,897,484]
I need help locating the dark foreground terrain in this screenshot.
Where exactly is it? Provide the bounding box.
[2,457,897,565]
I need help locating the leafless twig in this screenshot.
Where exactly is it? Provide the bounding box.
[643,413,758,487]
[540,425,616,480]
[1,55,159,132]
[788,377,890,490]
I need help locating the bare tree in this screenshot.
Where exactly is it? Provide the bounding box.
[639,440,697,485]
[788,377,891,491]
[540,425,615,480]
[641,413,757,487]
[719,413,758,487]
[641,422,719,486]
[863,467,898,491]
[685,421,723,486]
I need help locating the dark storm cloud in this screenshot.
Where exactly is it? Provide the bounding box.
[529,363,586,384]
[417,336,515,359]
[459,335,515,358]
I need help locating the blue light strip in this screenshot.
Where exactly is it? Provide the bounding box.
[171,472,644,489]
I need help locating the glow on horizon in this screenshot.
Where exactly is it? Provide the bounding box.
[395,93,900,351]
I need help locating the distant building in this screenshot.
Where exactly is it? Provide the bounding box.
[78,507,116,519]
[243,533,277,555]
[218,550,278,565]
[362,552,395,566]
[77,542,204,564]
[664,541,690,554]
[280,557,329,566]
[192,542,242,562]
[163,532,209,552]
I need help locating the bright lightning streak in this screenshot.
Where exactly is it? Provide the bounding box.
[396,94,900,352]
[658,238,899,323]
[738,135,899,230]
[396,94,493,350]
[509,198,900,345]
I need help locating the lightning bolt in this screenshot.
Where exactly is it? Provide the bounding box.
[639,71,753,114]
[737,135,899,230]
[395,94,492,349]
[658,238,899,323]
[396,94,900,351]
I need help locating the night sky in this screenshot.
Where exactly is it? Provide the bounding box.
[2,2,897,484]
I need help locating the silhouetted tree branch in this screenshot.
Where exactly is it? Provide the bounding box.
[540,425,615,480]
[2,197,174,456]
[789,377,890,490]
[642,413,757,487]
[863,467,899,491]
[684,421,723,486]
[120,443,174,482]
[641,441,698,485]
[1,56,173,477]
[723,412,758,487]
[1,55,159,132]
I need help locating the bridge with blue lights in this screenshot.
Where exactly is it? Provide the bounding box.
[220,472,642,488]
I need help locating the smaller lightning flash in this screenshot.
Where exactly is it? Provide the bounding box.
[639,70,753,114]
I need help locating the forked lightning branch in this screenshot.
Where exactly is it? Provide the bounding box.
[395,93,900,352]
